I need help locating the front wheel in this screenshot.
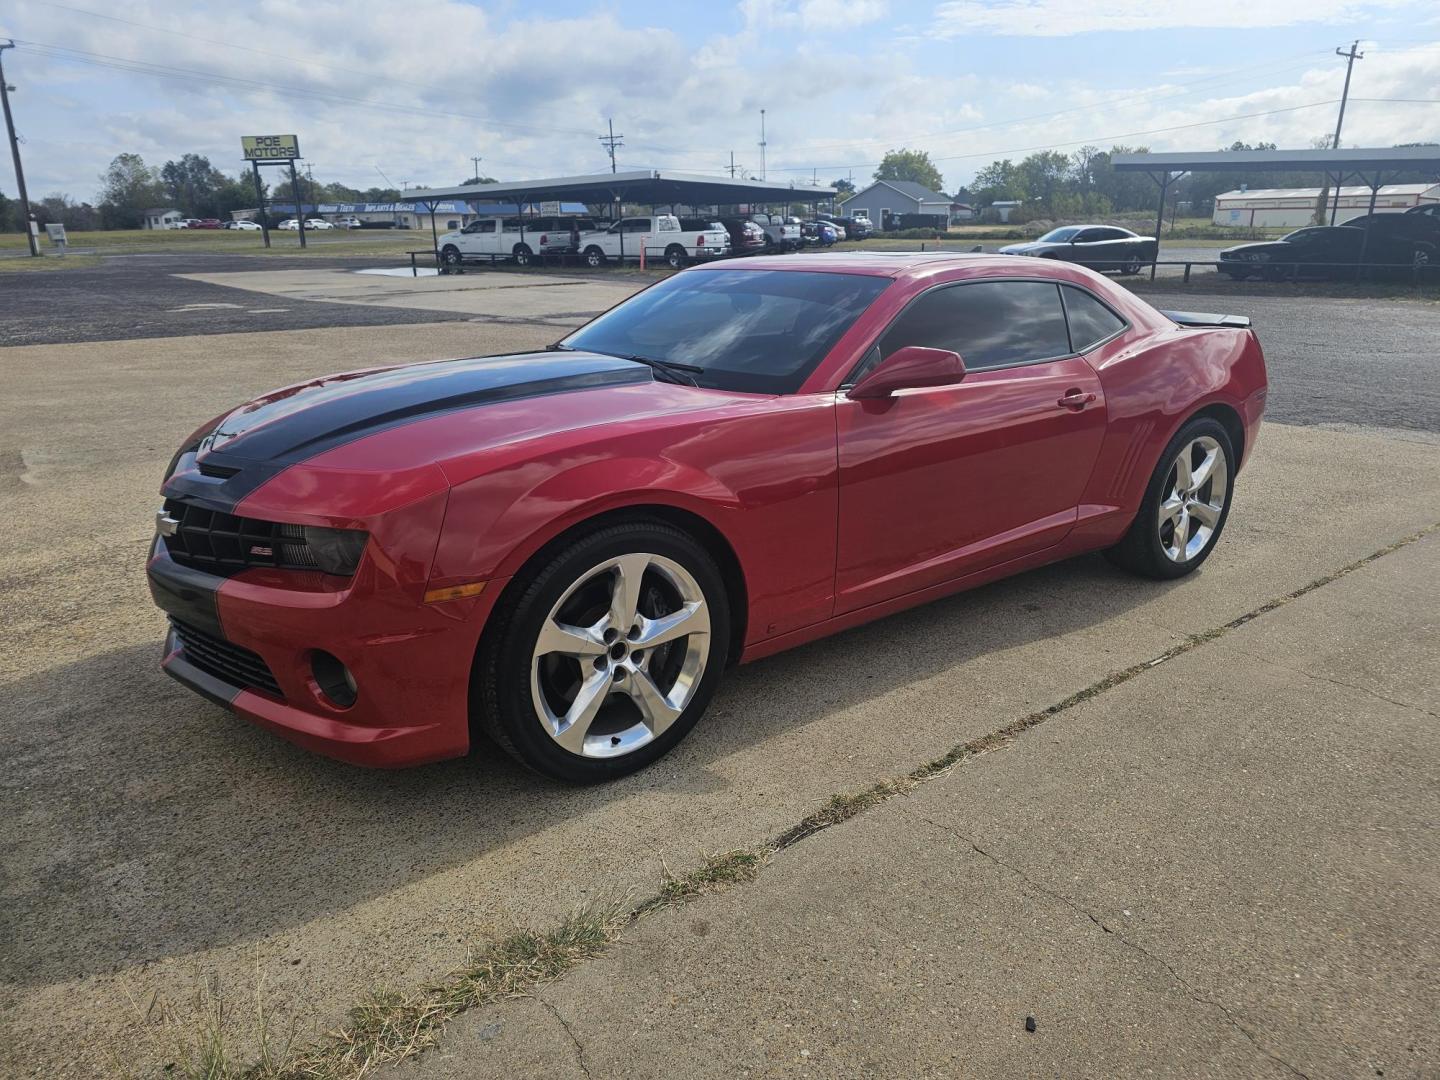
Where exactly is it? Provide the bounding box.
[1105,417,1235,580]
[583,245,607,268]
[665,244,688,269]
[440,245,463,267]
[475,522,731,782]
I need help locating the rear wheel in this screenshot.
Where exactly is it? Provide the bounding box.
[665,244,688,269]
[1121,252,1143,275]
[475,522,730,782]
[583,245,607,268]
[1105,417,1234,580]
[513,243,533,267]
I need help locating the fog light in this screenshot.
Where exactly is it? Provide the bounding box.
[312,650,357,708]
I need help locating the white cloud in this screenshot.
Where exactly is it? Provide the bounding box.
[934,0,1409,36]
[741,0,890,31]
[1,0,1436,199]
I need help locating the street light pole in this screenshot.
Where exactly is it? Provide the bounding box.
[0,41,39,256]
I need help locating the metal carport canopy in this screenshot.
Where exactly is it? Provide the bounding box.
[1110,147,1440,174]
[406,169,833,208]
[1111,147,1440,276]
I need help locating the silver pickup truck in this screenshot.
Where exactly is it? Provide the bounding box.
[747,213,802,252]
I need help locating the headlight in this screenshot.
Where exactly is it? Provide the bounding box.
[301,526,369,576]
[1248,252,1269,262]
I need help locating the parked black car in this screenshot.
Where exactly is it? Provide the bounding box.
[719,216,767,253]
[1218,224,1434,280]
[998,225,1156,274]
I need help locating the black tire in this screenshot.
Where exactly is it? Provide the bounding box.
[474,521,731,783]
[763,234,775,252]
[440,245,463,267]
[665,244,688,269]
[1121,253,1143,275]
[583,245,607,268]
[1104,416,1236,580]
[512,243,533,267]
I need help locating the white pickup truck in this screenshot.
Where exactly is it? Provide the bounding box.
[437,216,586,267]
[747,213,802,252]
[577,215,729,268]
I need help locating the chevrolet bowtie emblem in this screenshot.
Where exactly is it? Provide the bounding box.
[155,510,181,537]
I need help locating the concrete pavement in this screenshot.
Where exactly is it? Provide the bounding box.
[177,267,640,323]
[386,531,1440,1080]
[3,310,1439,1077]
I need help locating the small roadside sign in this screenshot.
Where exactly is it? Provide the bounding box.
[242,134,301,161]
[539,201,562,215]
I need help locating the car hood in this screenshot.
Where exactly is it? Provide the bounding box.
[205,351,652,466]
[163,351,669,510]
[997,242,1051,255]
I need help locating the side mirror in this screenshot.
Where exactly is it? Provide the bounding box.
[847,346,966,400]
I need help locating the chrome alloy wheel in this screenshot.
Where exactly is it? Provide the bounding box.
[1158,434,1229,562]
[530,553,711,759]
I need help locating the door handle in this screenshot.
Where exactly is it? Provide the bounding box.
[1057,389,1096,410]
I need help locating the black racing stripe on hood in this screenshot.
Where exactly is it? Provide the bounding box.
[161,351,649,512]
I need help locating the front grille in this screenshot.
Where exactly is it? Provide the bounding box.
[169,617,283,698]
[162,498,319,573]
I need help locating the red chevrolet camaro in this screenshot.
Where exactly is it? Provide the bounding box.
[149,253,1267,781]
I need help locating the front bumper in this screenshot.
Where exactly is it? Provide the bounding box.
[147,539,504,767]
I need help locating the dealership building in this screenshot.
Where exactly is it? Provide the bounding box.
[1212,183,1440,227]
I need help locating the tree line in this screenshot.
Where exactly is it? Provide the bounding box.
[3,143,1435,233]
[862,142,1439,223]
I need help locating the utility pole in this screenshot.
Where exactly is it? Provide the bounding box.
[759,109,767,181]
[728,151,736,179]
[0,41,39,256]
[470,155,482,182]
[305,163,317,217]
[1329,40,1364,224]
[598,119,624,174]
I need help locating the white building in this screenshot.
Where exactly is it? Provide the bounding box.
[141,208,184,230]
[1213,184,1440,228]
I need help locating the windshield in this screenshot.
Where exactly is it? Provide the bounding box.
[561,269,892,394]
[1037,227,1082,242]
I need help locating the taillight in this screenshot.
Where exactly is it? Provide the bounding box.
[695,235,704,246]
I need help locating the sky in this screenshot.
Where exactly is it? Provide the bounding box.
[1,0,1438,202]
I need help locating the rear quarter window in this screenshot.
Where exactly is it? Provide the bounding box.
[1061,285,1127,352]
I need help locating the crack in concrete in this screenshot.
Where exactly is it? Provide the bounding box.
[1267,662,1440,722]
[917,814,1313,1080]
[538,994,593,1079]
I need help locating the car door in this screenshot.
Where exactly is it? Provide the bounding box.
[834,278,1108,614]
[457,219,493,254]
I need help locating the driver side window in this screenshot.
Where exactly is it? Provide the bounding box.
[875,281,1072,373]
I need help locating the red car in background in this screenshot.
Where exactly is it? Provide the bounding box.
[148,253,1267,781]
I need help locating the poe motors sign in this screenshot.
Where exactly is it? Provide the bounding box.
[242,134,300,161]
[241,134,305,248]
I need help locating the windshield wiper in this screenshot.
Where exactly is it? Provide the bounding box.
[551,344,703,386]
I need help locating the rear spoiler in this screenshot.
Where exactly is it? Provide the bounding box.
[1161,309,1252,330]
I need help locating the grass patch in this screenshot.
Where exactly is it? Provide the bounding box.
[644,848,767,911]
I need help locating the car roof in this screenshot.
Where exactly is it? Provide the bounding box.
[692,251,1001,278]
